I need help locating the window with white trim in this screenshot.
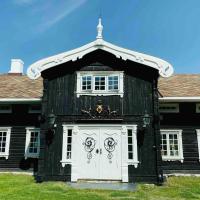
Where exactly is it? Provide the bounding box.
[0,105,12,113]
[25,128,40,159]
[196,103,200,113]
[126,125,139,168]
[160,129,183,162]
[0,127,11,159]
[66,129,72,159]
[127,129,133,160]
[196,129,200,162]
[159,103,179,113]
[76,71,124,97]
[61,125,74,167]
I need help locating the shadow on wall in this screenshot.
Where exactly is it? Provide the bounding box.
[19,158,38,172]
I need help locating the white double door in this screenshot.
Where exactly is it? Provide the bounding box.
[77,127,122,180]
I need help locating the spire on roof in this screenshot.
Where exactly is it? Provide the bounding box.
[96,17,103,39]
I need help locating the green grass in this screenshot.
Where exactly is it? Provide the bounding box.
[0,174,200,200]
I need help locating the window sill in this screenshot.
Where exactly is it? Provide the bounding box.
[162,157,184,163]
[24,154,39,159]
[76,91,123,98]
[0,155,9,159]
[127,160,139,168]
[60,160,72,167]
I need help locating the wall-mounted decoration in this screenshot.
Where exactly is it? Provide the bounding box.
[81,100,118,120]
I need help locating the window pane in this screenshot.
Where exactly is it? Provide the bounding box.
[82,76,92,90]
[95,76,105,90]
[108,76,118,90]
[128,129,132,137]
[128,145,133,152]
[128,152,133,159]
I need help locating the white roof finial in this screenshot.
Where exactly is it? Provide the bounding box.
[96,17,103,39]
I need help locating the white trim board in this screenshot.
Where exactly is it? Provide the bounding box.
[0,98,41,103]
[27,38,173,79]
[159,97,200,102]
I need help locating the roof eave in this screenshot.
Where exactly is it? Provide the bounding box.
[159,97,200,102]
[0,98,41,103]
[27,38,173,79]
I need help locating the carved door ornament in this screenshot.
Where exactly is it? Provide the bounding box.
[82,137,96,163]
[104,137,117,163]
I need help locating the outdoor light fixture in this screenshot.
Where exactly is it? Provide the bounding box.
[48,113,56,127]
[142,112,150,128]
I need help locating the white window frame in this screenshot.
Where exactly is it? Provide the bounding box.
[0,105,12,113]
[81,75,92,91]
[25,127,40,159]
[125,125,139,167]
[76,71,124,97]
[160,129,183,162]
[28,104,41,114]
[61,125,76,167]
[196,129,200,162]
[196,103,200,113]
[0,127,11,159]
[159,103,179,113]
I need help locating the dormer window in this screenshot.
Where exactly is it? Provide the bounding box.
[76,71,124,97]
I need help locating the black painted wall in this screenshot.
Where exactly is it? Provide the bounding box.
[0,104,40,172]
[38,49,161,182]
[160,102,200,174]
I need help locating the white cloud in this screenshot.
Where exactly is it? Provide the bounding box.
[41,0,87,30]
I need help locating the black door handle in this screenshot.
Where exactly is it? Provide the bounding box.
[96,149,99,154]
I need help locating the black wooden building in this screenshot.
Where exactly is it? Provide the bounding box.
[0,19,199,183]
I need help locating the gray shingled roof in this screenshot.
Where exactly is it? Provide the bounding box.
[159,74,200,97]
[0,75,42,98]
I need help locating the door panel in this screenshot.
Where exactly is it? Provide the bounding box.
[100,128,122,180]
[78,128,100,179]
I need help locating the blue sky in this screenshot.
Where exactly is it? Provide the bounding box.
[0,0,200,74]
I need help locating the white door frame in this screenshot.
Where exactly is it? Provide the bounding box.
[61,124,138,183]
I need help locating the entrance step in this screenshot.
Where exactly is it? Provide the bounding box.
[67,182,137,191]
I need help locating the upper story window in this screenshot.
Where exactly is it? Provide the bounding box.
[0,105,12,113]
[160,129,183,162]
[25,127,40,159]
[76,71,124,97]
[0,127,11,159]
[196,103,200,113]
[159,103,179,113]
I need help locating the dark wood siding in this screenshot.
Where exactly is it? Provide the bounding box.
[160,102,200,174]
[38,49,161,182]
[0,104,40,171]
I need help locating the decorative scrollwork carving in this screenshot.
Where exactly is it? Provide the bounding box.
[82,137,96,163]
[104,137,117,163]
[81,100,118,119]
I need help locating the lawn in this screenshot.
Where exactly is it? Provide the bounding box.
[0,174,200,200]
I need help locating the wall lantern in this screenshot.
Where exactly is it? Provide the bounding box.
[142,112,150,128]
[48,113,56,127]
